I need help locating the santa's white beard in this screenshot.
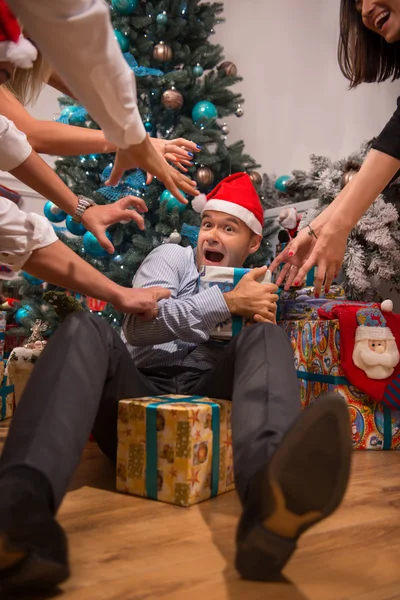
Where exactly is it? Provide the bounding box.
[353,340,400,380]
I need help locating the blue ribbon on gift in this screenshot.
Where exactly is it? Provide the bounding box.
[296,370,392,450]
[232,268,249,336]
[1,360,13,420]
[145,396,221,500]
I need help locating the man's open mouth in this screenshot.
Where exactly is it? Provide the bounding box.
[204,250,225,264]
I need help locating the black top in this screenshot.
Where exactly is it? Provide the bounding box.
[372,96,400,159]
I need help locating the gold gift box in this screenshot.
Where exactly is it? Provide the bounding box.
[117,395,235,507]
[0,360,14,421]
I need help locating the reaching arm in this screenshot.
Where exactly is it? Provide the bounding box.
[0,87,116,156]
[123,246,231,346]
[8,0,146,150]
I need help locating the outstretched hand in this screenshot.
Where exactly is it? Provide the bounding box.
[81,195,148,253]
[269,228,316,290]
[112,286,171,320]
[106,135,199,204]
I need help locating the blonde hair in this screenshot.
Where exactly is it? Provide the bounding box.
[4,48,52,106]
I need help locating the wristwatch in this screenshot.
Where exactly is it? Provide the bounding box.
[72,195,96,223]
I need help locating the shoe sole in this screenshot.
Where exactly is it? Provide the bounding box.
[0,530,69,593]
[236,394,352,580]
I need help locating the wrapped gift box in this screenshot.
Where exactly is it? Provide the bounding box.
[278,286,347,321]
[6,342,45,405]
[0,311,5,359]
[198,265,271,340]
[0,359,14,421]
[4,325,27,358]
[117,395,235,506]
[281,318,399,450]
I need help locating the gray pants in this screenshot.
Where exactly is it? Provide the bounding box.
[0,312,300,509]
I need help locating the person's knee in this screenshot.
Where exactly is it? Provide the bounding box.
[237,322,281,341]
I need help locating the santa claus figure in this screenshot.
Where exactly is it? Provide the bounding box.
[352,301,400,380]
[277,207,301,239]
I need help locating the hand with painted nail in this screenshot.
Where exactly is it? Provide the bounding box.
[106,135,199,205]
[150,137,201,174]
[269,227,316,290]
[292,224,348,298]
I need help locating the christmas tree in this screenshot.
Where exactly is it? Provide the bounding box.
[14,0,278,333]
[262,140,400,300]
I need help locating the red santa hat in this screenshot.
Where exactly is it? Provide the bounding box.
[0,0,37,69]
[192,172,264,235]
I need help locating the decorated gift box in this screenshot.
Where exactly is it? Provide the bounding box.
[198,265,271,340]
[6,321,46,405]
[0,359,14,421]
[281,300,400,450]
[117,395,234,507]
[0,311,5,359]
[278,285,347,321]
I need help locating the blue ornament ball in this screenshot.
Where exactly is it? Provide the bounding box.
[114,29,130,52]
[83,231,113,258]
[193,64,204,78]
[156,11,168,25]
[68,112,86,126]
[192,100,218,129]
[61,106,77,119]
[160,189,187,213]
[112,0,137,14]
[144,120,153,133]
[66,215,87,236]
[21,272,44,286]
[15,306,33,325]
[274,175,291,192]
[44,201,67,223]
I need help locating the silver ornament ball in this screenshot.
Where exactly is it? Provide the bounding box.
[221,123,230,135]
[169,230,182,244]
[235,105,244,118]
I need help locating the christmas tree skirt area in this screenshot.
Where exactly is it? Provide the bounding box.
[1,421,400,598]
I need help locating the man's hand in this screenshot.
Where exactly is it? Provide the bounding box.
[111,286,171,319]
[81,196,148,253]
[223,266,279,322]
[106,135,199,204]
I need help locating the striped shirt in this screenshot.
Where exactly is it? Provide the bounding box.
[122,244,231,370]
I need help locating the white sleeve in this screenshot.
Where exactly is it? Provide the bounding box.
[0,115,32,172]
[8,0,146,149]
[0,198,58,271]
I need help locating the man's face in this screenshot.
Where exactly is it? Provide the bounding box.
[196,210,262,269]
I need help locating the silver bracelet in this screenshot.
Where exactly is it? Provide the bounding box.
[72,195,96,223]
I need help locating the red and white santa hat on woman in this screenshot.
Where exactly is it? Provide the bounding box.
[192,172,264,235]
[0,0,37,69]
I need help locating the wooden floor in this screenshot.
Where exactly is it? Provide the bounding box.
[1,421,400,600]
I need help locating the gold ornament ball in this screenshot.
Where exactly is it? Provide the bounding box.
[153,42,173,62]
[218,61,238,77]
[341,170,358,188]
[249,171,262,186]
[162,88,183,110]
[196,166,215,188]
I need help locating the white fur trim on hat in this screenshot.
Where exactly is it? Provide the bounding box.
[191,193,207,213]
[199,198,262,235]
[0,35,37,69]
[355,326,395,342]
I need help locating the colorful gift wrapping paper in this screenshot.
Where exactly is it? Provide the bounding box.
[0,359,14,421]
[117,395,235,506]
[281,319,399,450]
[198,265,271,340]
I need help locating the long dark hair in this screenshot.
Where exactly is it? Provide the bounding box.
[338,0,400,88]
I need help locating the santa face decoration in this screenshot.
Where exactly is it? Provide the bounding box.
[352,305,400,380]
[353,338,400,380]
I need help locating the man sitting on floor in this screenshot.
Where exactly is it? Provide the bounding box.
[0,173,352,594]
